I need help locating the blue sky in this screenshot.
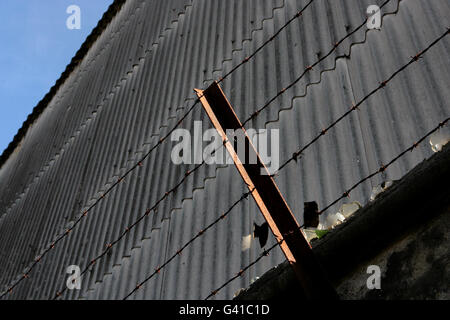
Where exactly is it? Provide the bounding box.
[0,0,113,154]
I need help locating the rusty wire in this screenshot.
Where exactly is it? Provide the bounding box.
[74,22,448,302]
[54,0,322,300]
[205,117,449,300]
[0,99,201,299]
[116,0,388,299]
[121,8,429,298]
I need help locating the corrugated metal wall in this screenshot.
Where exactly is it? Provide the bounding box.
[0,0,448,300]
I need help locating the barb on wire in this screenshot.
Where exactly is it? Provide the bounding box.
[241,0,393,127]
[276,28,449,174]
[123,188,255,300]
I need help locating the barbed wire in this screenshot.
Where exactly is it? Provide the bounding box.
[0,0,318,300]
[241,0,393,127]
[205,117,449,300]
[203,28,450,299]
[0,99,199,299]
[217,0,315,84]
[1,0,439,300]
[319,118,449,214]
[51,0,321,299]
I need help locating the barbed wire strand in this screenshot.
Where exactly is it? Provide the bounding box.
[319,118,449,214]
[275,28,449,174]
[205,117,449,300]
[119,4,397,297]
[125,25,449,300]
[122,188,255,300]
[241,0,392,127]
[75,20,447,301]
[204,237,286,300]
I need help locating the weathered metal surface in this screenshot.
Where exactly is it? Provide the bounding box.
[0,0,448,300]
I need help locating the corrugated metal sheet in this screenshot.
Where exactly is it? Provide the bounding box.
[0,0,448,300]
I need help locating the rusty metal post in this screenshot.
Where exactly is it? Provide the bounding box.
[195,81,338,299]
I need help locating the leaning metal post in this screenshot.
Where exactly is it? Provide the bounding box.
[195,81,338,299]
